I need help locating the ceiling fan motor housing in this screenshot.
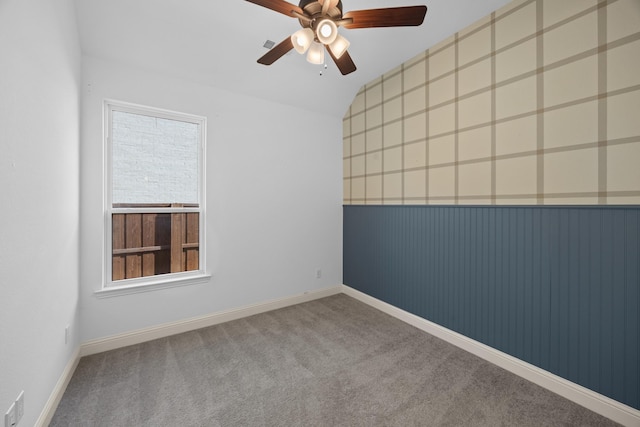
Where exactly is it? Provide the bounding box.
[298,0,344,31]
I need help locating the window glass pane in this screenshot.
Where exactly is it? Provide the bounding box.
[111,110,199,205]
[112,212,199,281]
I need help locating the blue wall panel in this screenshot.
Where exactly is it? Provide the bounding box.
[343,205,640,410]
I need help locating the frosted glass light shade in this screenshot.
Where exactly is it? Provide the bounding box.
[291,28,314,54]
[316,19,338,45]
[329,34,350,59]
[306,41,325,64]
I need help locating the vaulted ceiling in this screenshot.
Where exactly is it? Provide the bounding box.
[74,0,511,118]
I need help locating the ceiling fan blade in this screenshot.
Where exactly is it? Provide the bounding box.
[328,48,357,75]
[342,6,427,29]
[257,37,294,65]
[244,0,303,18]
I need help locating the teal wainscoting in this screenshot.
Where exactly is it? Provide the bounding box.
[343,205,639,410]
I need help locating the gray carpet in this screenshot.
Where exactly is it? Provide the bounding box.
[51,294,619,426]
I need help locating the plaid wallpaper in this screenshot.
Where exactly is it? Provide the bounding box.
[343,0,640,205]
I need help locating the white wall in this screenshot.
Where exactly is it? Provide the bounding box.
[80,56,343,341]
[0,0,81,425]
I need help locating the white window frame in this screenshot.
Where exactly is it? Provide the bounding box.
[98,100,209,297]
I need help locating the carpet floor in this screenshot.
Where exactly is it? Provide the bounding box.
[51,294,619,426]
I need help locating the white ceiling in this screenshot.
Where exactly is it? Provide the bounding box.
[74,0,512,118]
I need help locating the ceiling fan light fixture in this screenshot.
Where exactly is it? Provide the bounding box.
[329,34,350,59]
[306,41,325,64]
[291,28,314,54]
[316,19,338,45]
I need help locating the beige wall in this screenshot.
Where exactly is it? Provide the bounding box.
[343,0,640,205]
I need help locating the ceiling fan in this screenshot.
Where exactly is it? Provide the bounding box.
[245,0,428,75]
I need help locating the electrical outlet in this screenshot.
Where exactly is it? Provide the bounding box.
[65,325,70,344]
[15,392,23,423]
[4,402,16,427]
[315,269,322,279]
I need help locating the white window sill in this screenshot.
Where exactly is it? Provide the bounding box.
[95,273,212,298]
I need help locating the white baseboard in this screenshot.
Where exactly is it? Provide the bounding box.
[80,285,342,357]
[341,284,640,427]
[35,347,80,427]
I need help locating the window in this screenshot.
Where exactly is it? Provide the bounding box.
[104,100,206,290]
